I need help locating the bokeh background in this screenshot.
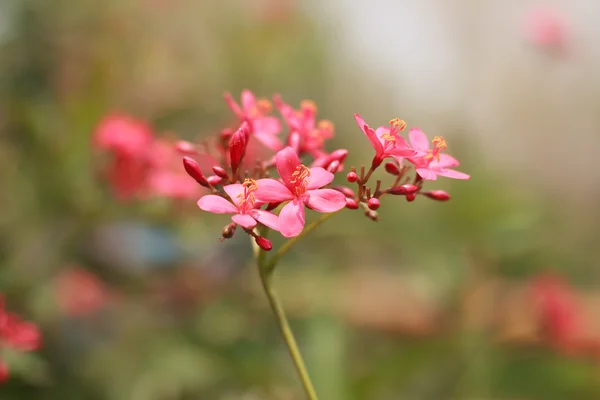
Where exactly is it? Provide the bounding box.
[2,0,600,399]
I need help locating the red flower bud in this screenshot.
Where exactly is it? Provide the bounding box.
[384,162,400,176]
[345,198,359,209]
[255,236,272,251]
[175,140,198,155]
[222,222,237,239]
[333,186,355,198]
[422,190,450,201]
[229,122,250,175]
[347,171,358,183]
[206,175,222,186]
[388,184,418,195]
[265,202,283,211]
[212,166,229,180]
[406,193,416,202]
[183,156,209,187]
[368,198,380,210]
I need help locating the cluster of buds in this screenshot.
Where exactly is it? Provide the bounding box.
[176,90,469,249]
[0,297,42,382]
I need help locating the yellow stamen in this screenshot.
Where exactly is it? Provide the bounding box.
[237,178,258,209]
[317,119,334,132]
[432,136,447,151]
[290,164,311,196]
[256,98,272,114]
[300,100,317,113]
[389,118,406,131]
[380,131,396,143]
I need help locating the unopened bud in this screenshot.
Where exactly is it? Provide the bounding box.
[345,198,359,209]
[327,160,341,173]
[423,190,450,201]
[265,202,282,211]
[255,236,272,251]
[206,175,222,186]
[183,156,209,187]
[388,184,418,195]
[175,140,198,155]
[333,186,355,198]
[212,166,229,180]
[364,209,378,221]
[367,198,380,210]
[384,162,400,176]
[406,193,416,202]
[222,223,237,239]
[229,122,250,175]
[346,171,358,183]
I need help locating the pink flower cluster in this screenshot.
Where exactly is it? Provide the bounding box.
[95,90,469,250]
[0,298,42,383]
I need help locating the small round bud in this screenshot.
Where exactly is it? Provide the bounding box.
[423,190,450,201]
[406,193,416,202]
[345,198,359,209]
[206,175,222,186]
[222,223,237,239]
[183,156,209,187]
[346,171,358,183]
[367,198,380,210]
[212,166,229,179]
[388,184,418,195]
[255,236,272,251]
[384,162,400,176]
[333,186,355,198]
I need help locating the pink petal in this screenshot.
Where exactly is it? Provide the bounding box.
[279,199,305,238]
[388,146,417,157]
[241,90,256,112]
[374,126,388,144]
[251,209,280,231]
[436,169,470,180]
[254,131,283,151]
[408,129,430,152]
[304,189,346,212]
[254,178,294,202]
[307,167,334,190]
[198,195,238,214]
[223,184,244,207]
[415,168,438,181]
[224,93,243,118]
[254,116,281,136]
[275,147,302,188]
[431,153,460,168]
[231,213,257,228]
[353,114,367,133]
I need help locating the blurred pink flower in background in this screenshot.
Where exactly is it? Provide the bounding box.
[54,268,109,317]
[525,6,568,53]
[0,298,42,382]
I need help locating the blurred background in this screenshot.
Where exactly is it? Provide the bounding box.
[1,0,600,398]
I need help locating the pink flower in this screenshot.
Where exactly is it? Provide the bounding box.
[224,90,282,150]
[275,96,334,158]
[198,179,280,230]
[405,129,470,180]
[0,297,42,383]
[94,114,153,156]
[255,147,346,238]
[54,268,109,317]
[525,6,567,52]
[354,114,418,168]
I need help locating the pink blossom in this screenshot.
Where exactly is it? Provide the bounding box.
[255,147,346,238]
[275,96,334,158]
[94,114,153,156]
[354,114,418,168]
[405,129,470,180]
[224,90,282,150]
[198,180,279,230]
[54,268,109,317]
[525,6,567,52]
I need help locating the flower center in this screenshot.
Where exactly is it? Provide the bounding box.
[250,99,272,117]
[389,118,406,131]
[289,164,311,196]
[424,136,447,163]
[237,178,258,213]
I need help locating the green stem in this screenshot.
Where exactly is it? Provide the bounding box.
[257,266,319,400]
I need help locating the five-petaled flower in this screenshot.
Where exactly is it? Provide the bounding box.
[255,147,346,238]
[354,114,418,168]
[224,90,283,150]
[405,128,470,181]
[198,179,280,230]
